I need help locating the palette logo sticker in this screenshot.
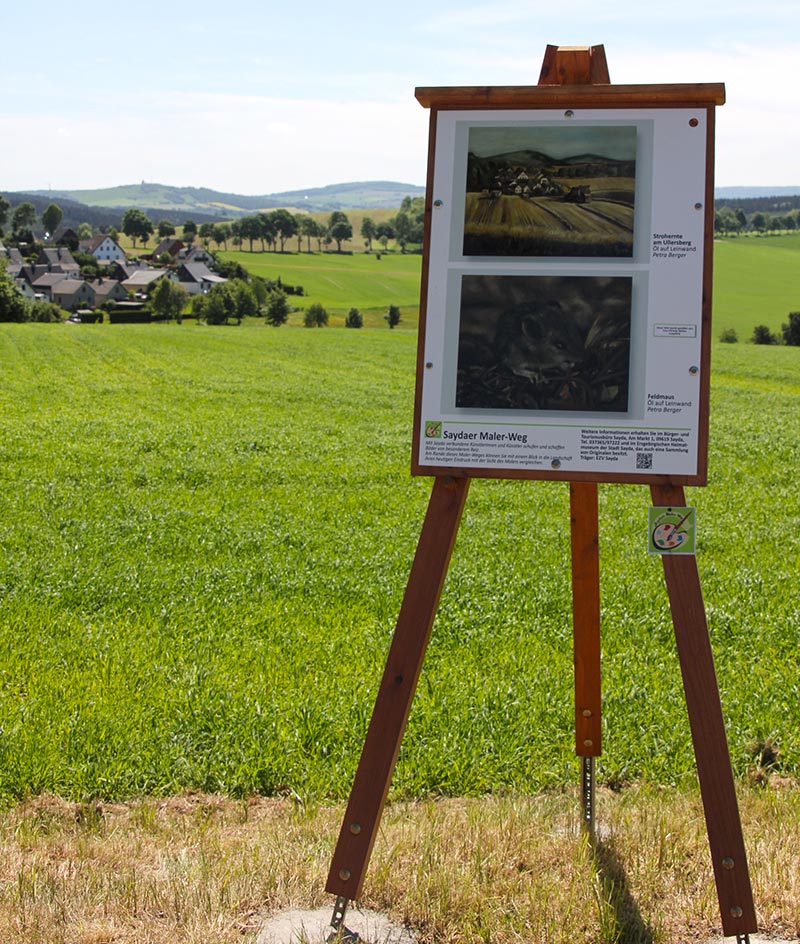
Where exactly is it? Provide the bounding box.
[648,506,697,555]
[425,420,442,439]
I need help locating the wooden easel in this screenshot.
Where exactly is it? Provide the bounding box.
[326,46,757,942]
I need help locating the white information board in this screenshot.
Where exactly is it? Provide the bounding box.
[413,106,713,483]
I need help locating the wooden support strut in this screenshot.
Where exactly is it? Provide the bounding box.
[652,483,757,937]
[555,48,605,770]
[326,476,470,900]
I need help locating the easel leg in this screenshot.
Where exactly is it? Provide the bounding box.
[651,484,757,937]
[570,483,601,835]
[326,476,470,901]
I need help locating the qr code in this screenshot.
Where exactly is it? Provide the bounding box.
[636,452,653,470]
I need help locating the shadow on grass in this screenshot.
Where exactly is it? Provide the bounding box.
[591,832,655,944]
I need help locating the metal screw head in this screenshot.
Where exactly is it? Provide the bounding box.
[689,365,699,375]
[689,117,699,127]
[339,868,351,881]
[425,362,433,369]
[694,202,703,210]
[722,856,735,870]
[583,739,593,748]
[564,109,575,118]
[582,709,593,718]
[433,199,443,207]
[551,458,562,469]
[349,822,362,835]
[730,906,743,918]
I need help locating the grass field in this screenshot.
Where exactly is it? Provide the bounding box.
[0,323,798,805]
[713,233,800,338]
[219,249,422,321]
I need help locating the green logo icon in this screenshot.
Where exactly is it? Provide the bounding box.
[425,420,442,439]
[648,506,697,555]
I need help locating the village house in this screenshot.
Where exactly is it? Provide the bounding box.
[107,259,150,281]
[177,244,212,264]
[30,272,71,297]
[37,246,79,273]
[51,225,80,250]
[150,237,184,261]
[91,277,129,307]
[170,261,227,295]
[50,278,96,311]
[79,234,126,262]
[121,269,169,295]
[1,245,26,271]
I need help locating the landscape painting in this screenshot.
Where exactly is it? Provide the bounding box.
[462,124,637,257]
[455,274,633,411]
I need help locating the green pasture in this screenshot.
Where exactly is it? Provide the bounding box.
[713,233,800,339]
[220,249,423,320]
[0,323,798,803]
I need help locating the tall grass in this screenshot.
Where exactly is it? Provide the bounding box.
[0,324,798,802]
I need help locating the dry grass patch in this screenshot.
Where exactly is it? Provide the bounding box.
[0,786,797,944]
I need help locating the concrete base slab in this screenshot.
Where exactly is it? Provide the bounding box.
[256,906,417,944]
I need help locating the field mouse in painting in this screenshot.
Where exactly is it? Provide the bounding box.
[494,300,584,381]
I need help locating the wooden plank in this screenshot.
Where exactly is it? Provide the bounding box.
[415,83,725,110]
[695,104,717,485]
[538,44,610,85]
[326,476,470,900]
[570,483,601,756]
[411,108,438,474]
[651,483,757,936]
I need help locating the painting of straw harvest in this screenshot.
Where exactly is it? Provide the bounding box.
[463,124,637,257]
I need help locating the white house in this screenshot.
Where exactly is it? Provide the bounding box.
[79,234,126,262]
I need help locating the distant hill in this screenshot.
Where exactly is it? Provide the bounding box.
[18,180,425,218]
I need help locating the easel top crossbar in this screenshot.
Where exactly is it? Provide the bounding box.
[415,83,725,109]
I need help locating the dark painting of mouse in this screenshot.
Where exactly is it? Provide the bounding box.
[494,300,584,383]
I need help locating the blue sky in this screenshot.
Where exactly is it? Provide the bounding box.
[2,0,798,194]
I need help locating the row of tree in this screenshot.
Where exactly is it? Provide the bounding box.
[1,194,426,255]
[714,205,800,235]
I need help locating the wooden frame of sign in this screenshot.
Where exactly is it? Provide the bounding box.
[326,46,757,942]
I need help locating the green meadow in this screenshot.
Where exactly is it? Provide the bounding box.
[220,248,422,321]
[712,233,800,339]
[0,323,798,803]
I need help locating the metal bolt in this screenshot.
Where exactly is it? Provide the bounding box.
[689,365,699,375]
[349,823,362,835]
[339,868,351,881]
[689,118,699,127]
[582,709,593,718]
[583,739,593,748]
[564,110,575,118]
[730,906,743,918]
[694,202,703,210]
[425,362,433,369]
[551,459,562,469]
[722,856,735,870]
[433,199,443,207]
